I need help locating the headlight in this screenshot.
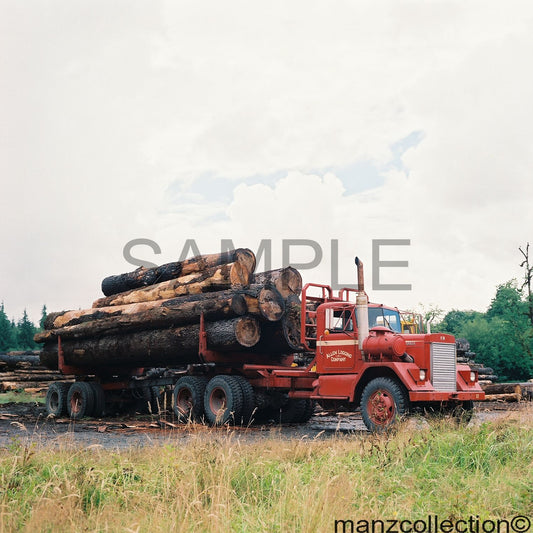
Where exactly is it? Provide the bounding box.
[419,369,426,381]
[470,371,476,382]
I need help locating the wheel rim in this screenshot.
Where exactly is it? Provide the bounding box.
[49,391,59,411]
[209,387,227,416]
[177,389,193,416]
[367,389,395,425]
[70,391,82,415]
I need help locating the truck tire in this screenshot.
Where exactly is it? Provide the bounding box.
[280,399,314,423]
[204,375,244,426]
[232,376,256,425]
[361,377,408,432]
[45,382,70,417]
[173,376,209,422]
[89,383,106,417]
[67,382,95,420]
[300,399,316,422]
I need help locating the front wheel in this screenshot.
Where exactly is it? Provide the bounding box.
[361,377,409,432]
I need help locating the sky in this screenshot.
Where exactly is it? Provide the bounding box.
[1,1,533,324]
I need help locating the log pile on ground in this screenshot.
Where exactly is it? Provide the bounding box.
[481,382,533,402]
[456,338,498,384]
[35,249,304,370]
[0,351,73,393]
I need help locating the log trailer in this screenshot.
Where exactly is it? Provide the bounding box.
[44,257,484,431]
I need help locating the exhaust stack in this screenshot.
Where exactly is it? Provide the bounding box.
[355,257,369,353]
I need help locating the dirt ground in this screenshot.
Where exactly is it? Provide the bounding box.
[0,401,528,450]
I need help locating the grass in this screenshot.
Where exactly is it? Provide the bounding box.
[0,391,44,405]
[0,410,532,532]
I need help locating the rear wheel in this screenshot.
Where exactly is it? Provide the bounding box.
[204,376,244,426]
[45,382,70,417]
[232,376,256,425]
[67,382,95,419]
[173,376,209,422]
[361,377,409,432]
[89,383,106,417]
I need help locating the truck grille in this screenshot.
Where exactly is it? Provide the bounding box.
[431,342,457,392]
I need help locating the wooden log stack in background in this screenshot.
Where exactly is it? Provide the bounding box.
[35,249,305,371]
[0,351,73,393]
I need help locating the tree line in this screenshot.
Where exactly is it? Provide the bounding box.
[0,304,46,352]
[433,243,533,382]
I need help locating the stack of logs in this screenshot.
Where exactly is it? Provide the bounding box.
[0,351,73,393]
[456,339,533,402]
[35,249,304,370]
[456,338,498,384]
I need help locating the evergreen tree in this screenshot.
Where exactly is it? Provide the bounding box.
[10,319,18,350]
[17,309,37,350]
[0,303,14,352]
[39,304,48,330]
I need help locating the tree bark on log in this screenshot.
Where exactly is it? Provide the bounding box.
[93,262,252,308]
[36,292,250,342]
[253,267,302,298]
[39,317,261,369]
[481,383,522,395]
[483,392,521,402]
[235,284,285,321]
[0,353,41,368]
[0,373,70,382]
[35,286,286,344]
[101,248,256,296]
[253,295,303,354]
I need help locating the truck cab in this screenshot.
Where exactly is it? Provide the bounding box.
[299,259,484,430]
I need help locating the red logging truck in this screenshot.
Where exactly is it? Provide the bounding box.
[45,257,484,431]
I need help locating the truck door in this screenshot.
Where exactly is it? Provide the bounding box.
[316,305,357,373]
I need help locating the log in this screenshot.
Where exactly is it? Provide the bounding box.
[36,292,249,342]
[0,381,65,392]
[35,287,285,344]
[101,248,256,296]
[483,392,521,402]
[39,317,262,369]
[93,262,252,308]
[236,284,285,322]
[481,383,522,395]
[0,353,41,369]
[0,373,69,382]
[253,295,303,354]
[253,267,302,298]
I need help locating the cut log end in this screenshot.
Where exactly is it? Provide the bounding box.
[258,287,285,321]
[229,262,252,287]
[234,317,261,347]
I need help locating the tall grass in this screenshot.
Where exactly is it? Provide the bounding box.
[0,410,532,532]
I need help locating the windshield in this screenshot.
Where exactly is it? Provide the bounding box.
[368,307,402,333]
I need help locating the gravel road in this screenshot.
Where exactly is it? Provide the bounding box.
[0,401,528,450]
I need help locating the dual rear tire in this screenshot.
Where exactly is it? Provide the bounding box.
[173,375,257,426]
[173,375,315,426]
[45,382,106,419]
